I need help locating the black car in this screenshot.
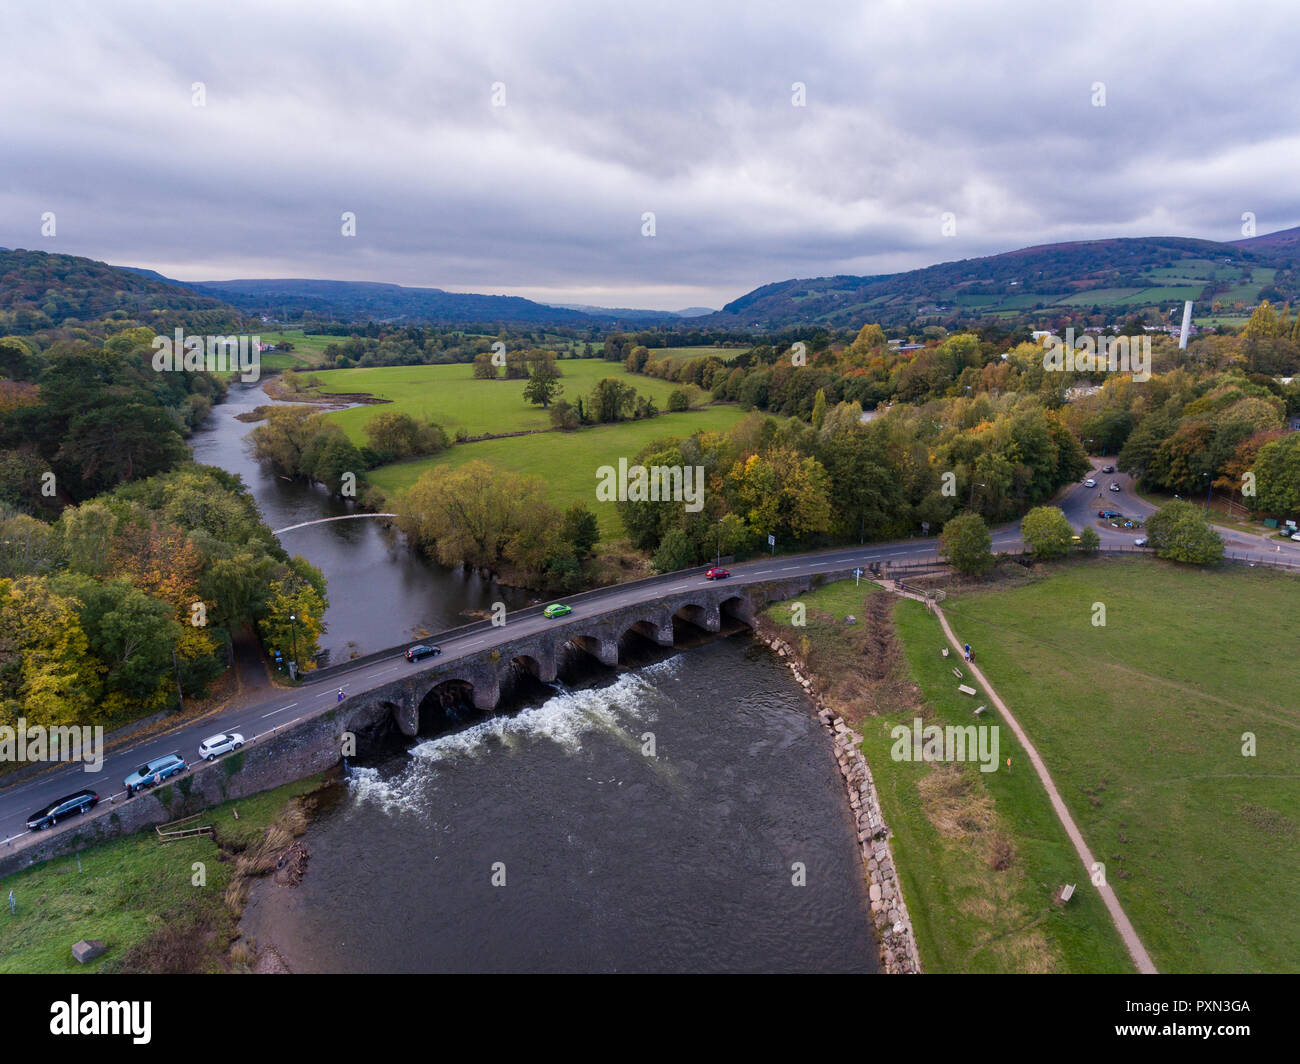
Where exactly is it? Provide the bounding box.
[405,644,440,662]
[26,789,98,831]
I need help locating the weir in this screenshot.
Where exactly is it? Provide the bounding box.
[354,585,776,735]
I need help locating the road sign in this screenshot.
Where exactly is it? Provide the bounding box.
[767,534,775,546]
[921,521,930,532]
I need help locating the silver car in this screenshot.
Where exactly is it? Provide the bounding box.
[198,732,245,761]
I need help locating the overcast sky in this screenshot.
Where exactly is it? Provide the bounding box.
[3,0,1297,310]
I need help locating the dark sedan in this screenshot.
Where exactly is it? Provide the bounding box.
[405,644,441,662]
[27,789,98,831]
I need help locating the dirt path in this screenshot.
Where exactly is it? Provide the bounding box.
[893,581,1159,975]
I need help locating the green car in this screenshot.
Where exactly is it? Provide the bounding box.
[543,603,572,619]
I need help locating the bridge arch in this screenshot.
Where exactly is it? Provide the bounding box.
[720,594,754,626]
[565,632,620,666]
[621,617,674,647]
[673,601,720,633]
[415,677,487,734]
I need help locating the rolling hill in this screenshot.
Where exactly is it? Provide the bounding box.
[185,279,660,327]
[703,229,1300,330]
[0,249,245,335]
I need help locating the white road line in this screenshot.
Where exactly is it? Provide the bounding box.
[260,702,298,719]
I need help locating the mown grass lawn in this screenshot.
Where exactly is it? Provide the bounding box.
[304,360,700,443]
[367,405,748,538]
[0,776,321,974]
[764,582,1134,973]
[938,556,1300,972]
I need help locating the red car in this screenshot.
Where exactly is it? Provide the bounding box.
[705,567,730,580]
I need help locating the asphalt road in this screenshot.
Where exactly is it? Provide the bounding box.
[3,464,1295,850]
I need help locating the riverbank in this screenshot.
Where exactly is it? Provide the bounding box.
[0,775,326,972]
[756,619,920,974]
[759,575,1136,973]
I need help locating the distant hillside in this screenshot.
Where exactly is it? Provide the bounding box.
[0,249,245,335]
[188,278,610,327]
[547,302,678,321]
[1231,224,1300,254]
[704,231,1300,330]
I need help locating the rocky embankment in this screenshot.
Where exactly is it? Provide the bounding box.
[763,632,922,975]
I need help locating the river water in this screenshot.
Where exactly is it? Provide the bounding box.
[192,380,876,972]
[189,381,529,660]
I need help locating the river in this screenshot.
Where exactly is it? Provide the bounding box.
[191,378,876,972]
[189,381,529,660]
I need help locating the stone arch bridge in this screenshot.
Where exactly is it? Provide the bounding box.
[352,586,759,737]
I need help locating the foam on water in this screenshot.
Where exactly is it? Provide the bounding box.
[347,664,676,813]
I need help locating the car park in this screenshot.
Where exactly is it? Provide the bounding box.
[26,789,98,831]
[198,732,245,761]
[543,603,573,619]
[405,644,440,662]
[124,753,187,796]
[705,567,731,580]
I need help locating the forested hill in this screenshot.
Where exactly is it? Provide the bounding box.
[185,277,619,326]
[704,230,1300,330]
[0,248,245,335]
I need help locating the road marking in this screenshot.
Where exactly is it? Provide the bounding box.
[261,702,298,719]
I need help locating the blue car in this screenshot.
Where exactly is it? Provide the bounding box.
[124,753,187,795]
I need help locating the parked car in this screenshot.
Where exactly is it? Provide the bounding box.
[198,732,245,761]
[124,753,187,796]
[26,789,98,831]
[1291,532,1300,542]
[1109,482,1121,492]
[1101,465,1115,474]
[543,603,573,619]
[1122,519,1142,529]
[405,644,440,662]
[1083,477,1097,488]
[1134,537,1149,547]
[1098,509,1122,519]
[705,567,731,580]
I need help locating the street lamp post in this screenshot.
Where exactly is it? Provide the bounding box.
[716,519,723,568]
[1204,472,1212,518]
[969,481,985,513]
[289,613,299,679]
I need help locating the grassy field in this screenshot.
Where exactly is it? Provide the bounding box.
[938,557,1300,972]
[303,360,700,443]
[367,405,748,537]
[258,328,334,366]
[0,776,321,973]
[650,345,746,362]
[764,582,1134,972]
